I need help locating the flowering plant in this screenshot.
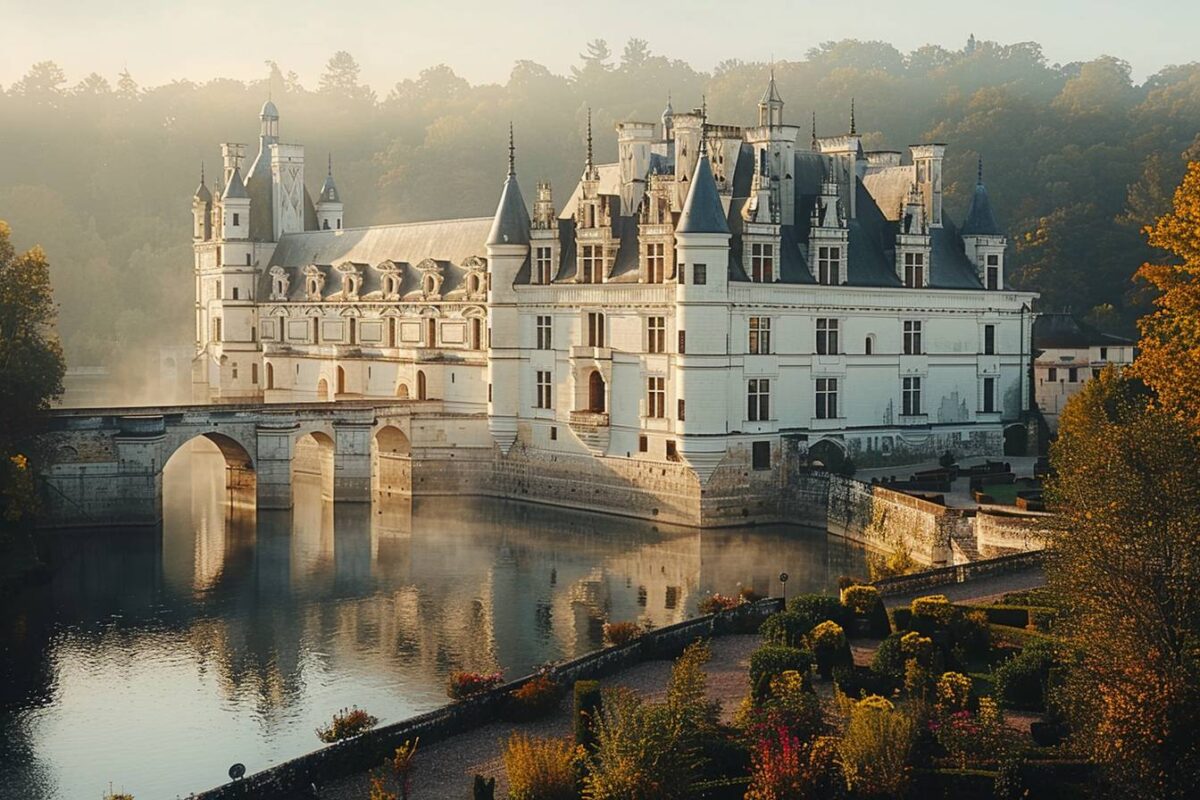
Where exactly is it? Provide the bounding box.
[698,592,744,614]
[447,670,504,700]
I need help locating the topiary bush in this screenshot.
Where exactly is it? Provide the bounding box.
[749,644,814,703]
[841,584,891,638]
[809,620,853,680]
[786,593,847,630]
[758,610,811,648]
[573,680,603,749]
[992,640,1057,711]
[870,631,907,685]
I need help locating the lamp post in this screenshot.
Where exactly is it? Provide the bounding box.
[779,572,789,604]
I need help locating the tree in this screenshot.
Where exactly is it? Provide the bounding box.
[572,39,612,81]
[116,68,139,100]
[1046,369,1200,799]
[1132,161,1200,428]
[320,51,375,102]
[10,61,67,101]
[621,38,651,70]
[0,221,65,521]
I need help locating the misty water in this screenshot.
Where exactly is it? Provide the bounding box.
[0,444,864,800]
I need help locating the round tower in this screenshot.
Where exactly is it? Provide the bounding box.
[316,154,344,231]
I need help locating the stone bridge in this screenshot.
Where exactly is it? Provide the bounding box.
[36,400,478,527]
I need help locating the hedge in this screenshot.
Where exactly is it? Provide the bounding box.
[912,768,997,800]
[785,594,847,629]
[748,644,815,702]
[957,604,1060,631]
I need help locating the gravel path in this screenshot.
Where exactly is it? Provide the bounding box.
[882,566,1046,608]
[322,634,761,800]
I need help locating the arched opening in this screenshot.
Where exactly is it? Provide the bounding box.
[337,366,347,396]
[588,370,606,412]
[161,433,257,593]
[426,318,437,347]
[1003,423,1028,456]
[417,370,427,400]
[266,362,275,390]
[807,438,852,476]
[293,430,335,505]
[373,425,412,495]
[317,378,330,402]
[864,335,874,355]
[470,317,483,350]
[396,383,410,399]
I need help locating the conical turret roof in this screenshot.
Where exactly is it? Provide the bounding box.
[677,155,729,235]
[194,165,212,203]
[223,166,249,200]
[318,155,340,204]
[961,161,1002,236]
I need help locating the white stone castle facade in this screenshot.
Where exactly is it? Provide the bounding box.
[193,81,1036,486]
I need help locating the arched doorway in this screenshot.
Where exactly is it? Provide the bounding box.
[1003,424,1028,456]
[417,370,427,400]
[588,370,606,412]
[808,438,851,475]
[317,378,330,402]
[373,425,412,495]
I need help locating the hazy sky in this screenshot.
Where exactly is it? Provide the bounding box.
[1,0,1196,89]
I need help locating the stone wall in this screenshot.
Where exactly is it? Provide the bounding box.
[976,509,1057,558]
[822,476,964,566]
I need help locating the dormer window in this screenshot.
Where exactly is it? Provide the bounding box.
[334,262,362,300]
[750,243,774,282]
[269,266,290,301]
[415,258,444,298]
[903,252,926,288]
[302,265,325,301]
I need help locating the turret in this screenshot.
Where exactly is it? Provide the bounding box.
[616,121,654,215]
[220,167,250,241]
[260,99,279,144]
[316,153,344,231]
[192,163,212,241]
[757,69,784,129]
[895,183,932,288]
[961,158,1006,290]
[486,124,530,452]
[674,138,732,481]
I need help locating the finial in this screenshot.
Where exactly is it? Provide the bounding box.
[850,97,856,135]
[327,152,333,177]
[811,111,817,149]
[977,156,984,184]
[508,122,516,177]
[700,95,708,154]
[200,161,206,185]
[585,107,594,172]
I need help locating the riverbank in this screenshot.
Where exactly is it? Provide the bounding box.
[321,563,1048,800]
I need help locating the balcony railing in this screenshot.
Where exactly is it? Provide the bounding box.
[569,410,610,428]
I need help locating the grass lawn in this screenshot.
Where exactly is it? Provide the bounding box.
[979,482,1022,505]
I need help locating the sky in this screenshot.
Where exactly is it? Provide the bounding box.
[1,0,1196,89]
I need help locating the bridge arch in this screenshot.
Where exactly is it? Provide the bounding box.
[373,424,411,495]
[292,429,335,502]
[162,431,257,500]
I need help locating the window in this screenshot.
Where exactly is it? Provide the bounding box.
[581,244,602,283]
[751,242,774,282]
[984,324,996,355]
[983,376,996,413]
[1099,347,1108,361]
[816,318,839,355]
[677,398,685,421]
[550,426,557,440]
[749,317,771,354]
[693,264,707,285]
[232,212,240,226]
[1048,367,1058,382]
[638,435,648,453]
[752,441,771,470]
[251,363,258,384]
[903,320,922,355]
[817,245,840,285]
[666,440,678,461]
[231,363,238,379]
[536,315,552,349]
[245,253,251,266]
[1068,367,1078,383]
[986,254,999,290]
[348,317,356,345]
[647,316,666,353]
[903,252,925,288]
[902,376,922,415]
[747,378,770,421]
[536,370,552,409]
[470,318,483,350]
[646,242,665,284]
[646,376,666,418]
[864,336,874,355]
[536,246,553,284]
[587,312,605,347]
[426,318,437,347]
[213,318,222,342]
[678,330,686,354]
[266,363,274,389]
[815,377,838,419]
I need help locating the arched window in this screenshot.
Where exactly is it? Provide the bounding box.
[266,362,275,389]
[337,366,346,395]
[317,378,330,401]
[470,318,483,350]
[417,370,427,400]
[426,318,437,347]
[588,370,606,412]
[865,335,874,355]
[396,383,410,399]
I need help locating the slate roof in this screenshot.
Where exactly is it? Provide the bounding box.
[1033,313,1136,350]
[487,174,531,246]
[677,155,730,235]
[961,181,1002,237]
[223,166,248,200]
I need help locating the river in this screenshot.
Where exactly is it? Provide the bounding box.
[0,443,864,799]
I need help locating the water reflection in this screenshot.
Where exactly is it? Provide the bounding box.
[0,444,864,800]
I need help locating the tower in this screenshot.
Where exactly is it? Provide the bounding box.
[960,158,1007,290]
[316,154,344,231]
[674,139,732,482]
[486,124,531,452]
[192,164,212,241]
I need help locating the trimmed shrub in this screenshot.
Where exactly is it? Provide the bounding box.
[870,632,907,684]
[810,620,853,679]
[315,706,378,743]
[503,733,581,800]
[602,620,642,647]
[911,594,954,624]
[507,673,562,721]
[698,593,743,614]
[573,680,602,749]
[891,607,913,631]
[992,640,1056,711]
[834,664,896,699]
[948,609,992,661]
[1027,607,1059,632]
[749,644,814,703]
[447,671,504,700]
[976,605,1030,629]
[842,585,891,638]
[786,593,847,630]
[759,610,811,648]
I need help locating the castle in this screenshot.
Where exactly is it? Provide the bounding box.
[192,79,1035,507]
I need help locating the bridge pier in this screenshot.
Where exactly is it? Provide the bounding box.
[333,413,374,503]
[256,416,299,510]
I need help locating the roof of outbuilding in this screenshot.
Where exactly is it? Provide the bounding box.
[1033,313,1135,349]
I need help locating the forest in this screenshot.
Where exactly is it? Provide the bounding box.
[2,36,1198,377]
